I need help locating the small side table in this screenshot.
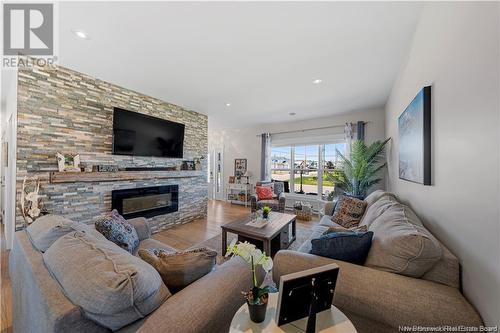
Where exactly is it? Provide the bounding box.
[229,293,357,333]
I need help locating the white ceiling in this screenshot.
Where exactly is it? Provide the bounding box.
[59,2,423,129]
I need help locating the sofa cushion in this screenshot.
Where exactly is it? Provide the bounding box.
[138,248,217,293]
[331,195,367,228]
[365,203,443,278]
[297,225,329,253]
[95,209,139,253]
[359,195,399,228]
[311,231,373,265]
[363,190,397,208]
[127,217,151,241]
[135,238,177,256]
[71,221,109,241]
[422,243,460,288]
[26,214,75,252]
[318,215,342,228]
[324,225,368,235]
[43,231,170,331]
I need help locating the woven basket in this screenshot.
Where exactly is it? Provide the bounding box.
[294,208,312,221]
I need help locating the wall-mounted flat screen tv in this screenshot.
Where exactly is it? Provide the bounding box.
[112,108,185,158]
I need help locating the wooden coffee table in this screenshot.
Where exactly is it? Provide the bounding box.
[221,212,296,257]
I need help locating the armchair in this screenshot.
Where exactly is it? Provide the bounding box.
[251,181,286,213]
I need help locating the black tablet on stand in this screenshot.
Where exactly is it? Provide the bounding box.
[276,263,339,333]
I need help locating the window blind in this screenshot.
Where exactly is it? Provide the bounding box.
[271,126,346,147]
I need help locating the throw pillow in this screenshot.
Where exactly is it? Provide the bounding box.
[95,209,139,253]
[323,225,368,235]
[364,203,443,278]
[311,231,374,265]
[26,214,75,252]
[331,195,367,228]
[43,231,170,331]
[138,247,217,293]
[256,186,274,200]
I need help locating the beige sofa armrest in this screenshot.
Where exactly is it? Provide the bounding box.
[127,217,151,240]
[273,250,482,329]
[138,257,262,333]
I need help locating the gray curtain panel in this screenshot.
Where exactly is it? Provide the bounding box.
[260,133,271,181]
[357,121,365,142]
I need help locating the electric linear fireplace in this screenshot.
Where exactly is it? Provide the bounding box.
[112,185,179,219]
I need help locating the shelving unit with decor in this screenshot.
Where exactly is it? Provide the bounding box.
[226,183,253,207]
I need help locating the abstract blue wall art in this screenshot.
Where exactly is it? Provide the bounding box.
[398,86,431,185]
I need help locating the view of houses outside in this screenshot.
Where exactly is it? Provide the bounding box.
[271,143,346,195]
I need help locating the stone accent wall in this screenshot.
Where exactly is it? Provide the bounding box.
[16,63,208,232]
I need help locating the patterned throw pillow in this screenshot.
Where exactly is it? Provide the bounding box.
[256,186,274,200]
[95,210,139,253]
[138,247,217,293]
[331,195,367,228]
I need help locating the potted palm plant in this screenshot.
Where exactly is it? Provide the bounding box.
[225,240,273,323]
[326,139,390,199]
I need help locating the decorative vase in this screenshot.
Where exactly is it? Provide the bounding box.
[247,299,268,323]
[262,211,269,219]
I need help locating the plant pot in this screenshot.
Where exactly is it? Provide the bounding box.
[247,300,268,323]
[262,212,269,219]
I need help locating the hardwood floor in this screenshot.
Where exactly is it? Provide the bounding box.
[1,224,12,333]
[0,200,318,332]
[153,200,252,250]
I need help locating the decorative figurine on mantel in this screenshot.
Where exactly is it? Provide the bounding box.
[56,152,81,172]
[194,156,205,171]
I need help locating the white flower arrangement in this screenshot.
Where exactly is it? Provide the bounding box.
[225,239,273,305]
[226,239,273,272]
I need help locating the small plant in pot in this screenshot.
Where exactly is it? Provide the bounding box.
[225,240,273,323]
[261,206,272,219]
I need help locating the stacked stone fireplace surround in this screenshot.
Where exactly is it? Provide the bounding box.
[15,63,208,232]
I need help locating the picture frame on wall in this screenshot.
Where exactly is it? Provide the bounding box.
[234,158,247,177]
[398,86,431,185]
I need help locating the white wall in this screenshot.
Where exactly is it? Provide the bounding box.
[1,67,19,249]
[209,108,386,199]
[385,2,500,325]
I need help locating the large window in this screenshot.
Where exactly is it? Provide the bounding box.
[294,145,319,194]
[270,146,291,188]
[270,143,345,197]
[322,143,345,195]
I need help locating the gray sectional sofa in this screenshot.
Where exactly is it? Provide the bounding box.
[9,217,256,333]
[273,190,483,333]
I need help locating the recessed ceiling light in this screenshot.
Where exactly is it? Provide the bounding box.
[289,112,296,116]
[312,79,322,84]
[225,103,231,107]
[72,29,90,40]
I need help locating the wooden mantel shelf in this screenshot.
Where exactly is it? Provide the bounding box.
[49,170,204,184]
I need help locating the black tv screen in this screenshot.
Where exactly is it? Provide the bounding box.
[112,108,185,158]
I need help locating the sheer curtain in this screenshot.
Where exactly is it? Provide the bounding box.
[344,123,353,158]
[260,133,271,181]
